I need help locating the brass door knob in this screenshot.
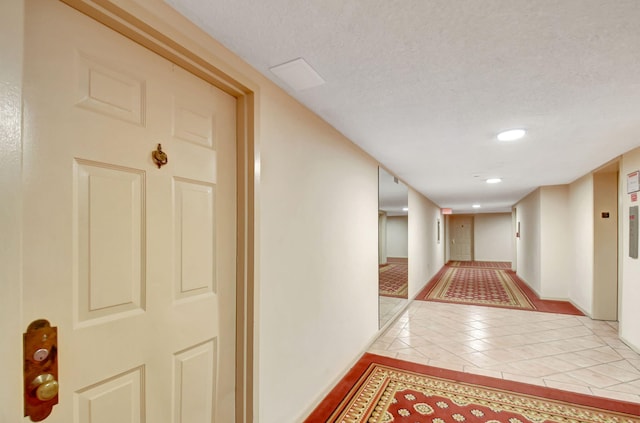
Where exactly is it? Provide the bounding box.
[29,374,59,401]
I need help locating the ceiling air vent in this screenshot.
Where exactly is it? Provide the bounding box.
[269,57,325,91]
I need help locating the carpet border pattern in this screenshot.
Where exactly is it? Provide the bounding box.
[319,354,640,423]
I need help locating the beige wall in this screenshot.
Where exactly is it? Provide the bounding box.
[514,170,627,324]
[474,213,512,262]
[539,186,571,299]
[515,189,541,293]
[408,188,445,298]
[620,148,640,351]
[514,170,624,321]
[569,174,594,314]
[259,71,380,422]
[386,216,408,258]
[515,182,594,304]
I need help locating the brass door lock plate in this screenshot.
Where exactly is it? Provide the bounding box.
[24,320,58,421]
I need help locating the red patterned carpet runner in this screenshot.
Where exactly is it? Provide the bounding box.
[417,263,583,315]
[305,353,640,422]
[379,260,408,298]
[449,260,512,269]
[423,267,534,310]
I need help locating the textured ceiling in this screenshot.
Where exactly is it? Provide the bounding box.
[166,0,640,213]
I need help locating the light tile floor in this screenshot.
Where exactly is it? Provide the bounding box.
[378,296,408,328]
[368,300,640,404]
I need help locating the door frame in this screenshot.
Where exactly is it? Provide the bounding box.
[2,1,257,421]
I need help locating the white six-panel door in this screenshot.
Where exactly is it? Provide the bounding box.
[22,0,236,421]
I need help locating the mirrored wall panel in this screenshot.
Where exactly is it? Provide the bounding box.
[378,168,409,328]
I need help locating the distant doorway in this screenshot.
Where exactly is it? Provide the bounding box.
[449,215,474,261]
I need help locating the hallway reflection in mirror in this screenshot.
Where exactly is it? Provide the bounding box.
[378,168,408,328]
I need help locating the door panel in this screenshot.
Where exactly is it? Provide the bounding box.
[75,160,146,323]
[174,178,216,298]
[23,1,236,421]
[75,367,143,423]
[450,216,473,261]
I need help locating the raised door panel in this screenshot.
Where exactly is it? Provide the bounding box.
[173,340,217,423]
[74,160,146,324]
[76,52,146,126]
[174,178,216,299]
[76,367,144,423]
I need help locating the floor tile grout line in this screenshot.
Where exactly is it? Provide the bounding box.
[542,379,593,395]
[605,379,640,393]
[592,358,640,375]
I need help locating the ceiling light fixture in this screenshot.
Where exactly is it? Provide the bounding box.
[497,129,526,141]
[486,178,502,184]
[472,204,481,209]
[402,207,409,212]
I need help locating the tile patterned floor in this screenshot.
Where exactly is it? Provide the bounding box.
[369,301,640,404]
[378,296,408,328]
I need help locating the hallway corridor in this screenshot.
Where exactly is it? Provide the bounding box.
[368,301,640,405]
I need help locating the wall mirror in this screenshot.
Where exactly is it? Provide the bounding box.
[378,167,409,328]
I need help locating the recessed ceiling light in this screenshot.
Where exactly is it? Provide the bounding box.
[497,129,526,141]
[472,204,481,209]
[486,178,502,184]
[402,207,409,212]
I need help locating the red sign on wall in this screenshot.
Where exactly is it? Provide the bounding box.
[632,193,638,202]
